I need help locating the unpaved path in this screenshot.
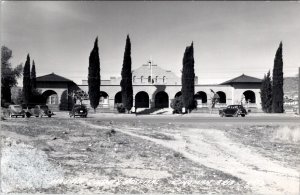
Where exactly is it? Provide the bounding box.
[82,121,300,195]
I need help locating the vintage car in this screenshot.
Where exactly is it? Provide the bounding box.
[32,105,54,117]
[69,104,88,118]
[8,105,26,118]
[219,105,247,117]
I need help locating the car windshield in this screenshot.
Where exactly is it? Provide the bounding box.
[40,105,48,109]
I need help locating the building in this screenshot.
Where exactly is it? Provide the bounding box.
[36,62,262,111]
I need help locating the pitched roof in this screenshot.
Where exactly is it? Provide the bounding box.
[36,73,73,83]
[220,74,262,85]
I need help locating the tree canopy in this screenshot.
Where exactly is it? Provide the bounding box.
[120,35,133,113]
[181,42,195,113]
[88,37,101,111]
[1,46,22,105]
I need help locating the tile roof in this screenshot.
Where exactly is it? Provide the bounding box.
[36,73,73,83]
[220,74,262,85]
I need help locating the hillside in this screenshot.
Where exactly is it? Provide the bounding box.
[284,77,299,97]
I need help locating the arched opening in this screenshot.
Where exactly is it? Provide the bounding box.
[243,90,256,103]
[216,91,226,103]
[42,90,58,105]
[114,91,122,107]
[135,91,149,108]
[194,91,207,103]
[155,91,169,108]
[174,91,182,98]
[99,91,109,106]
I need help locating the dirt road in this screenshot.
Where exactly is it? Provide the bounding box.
[82,121,300,194]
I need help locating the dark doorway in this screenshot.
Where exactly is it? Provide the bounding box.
[194,91,207,103]
[216,91,226,103]
[155,91,169,108]
[135,91,149,108]
[174,91,182,98]
[114,91,122,107]
[243,90,256,103]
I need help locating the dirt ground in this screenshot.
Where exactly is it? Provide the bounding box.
[1,114,299,194]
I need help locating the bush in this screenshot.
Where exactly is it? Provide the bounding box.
[171,96,184,114]
[116,103,126,113]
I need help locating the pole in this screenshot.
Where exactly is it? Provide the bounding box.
[150,56,153,85]
[298,67,300,114]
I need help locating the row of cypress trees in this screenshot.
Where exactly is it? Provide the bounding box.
[87,35,195,113]
[22,54,38,105]
[260,42,284,113]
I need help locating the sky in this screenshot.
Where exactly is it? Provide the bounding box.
[1,1,300,85]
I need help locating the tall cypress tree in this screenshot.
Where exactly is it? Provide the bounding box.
[22,54,31,105]
[31,60,36,90]
[260,70,272,113]
[181,42,195,113]
[272,42,284,113]
[120,35,133,113]
[88,37,101,111]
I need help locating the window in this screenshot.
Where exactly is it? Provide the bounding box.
[47,94,58,104]
[141,76,143,83]
[163,76,166,83]
[133,76,136,83]
[148,76,151,83]
[156,76,158,83]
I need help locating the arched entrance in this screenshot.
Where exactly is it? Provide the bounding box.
[42,90,58,105]
[155,91,169,108]
[114,91,122,107]
[243,90,256,103]
[194,91,207,103]
[216,91,226,103]
[99,91,109,107]
[135,91,149,108]
[174,91,182,98]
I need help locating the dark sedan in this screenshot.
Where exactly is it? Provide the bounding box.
[32,105,54,117]
[8,105,26,118]
[219,105,247,117]
[69,104,88,118]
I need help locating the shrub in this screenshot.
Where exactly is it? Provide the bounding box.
[116,103,126,113]
[171,96,184,114]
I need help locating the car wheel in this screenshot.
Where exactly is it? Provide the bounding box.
[48,115,51,118]
[22,115,25,118]
[241,114,245,117]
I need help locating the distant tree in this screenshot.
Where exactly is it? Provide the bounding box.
[88,37,101,112]
[22,54,31,105]
[272,42,284,113]
[171,96,184,114]
[69,89,88,105]
[120,35,133,113]
[1,46,22,106]
[181,42,195,113]
[31,60,36,90]
[260,70,272,113]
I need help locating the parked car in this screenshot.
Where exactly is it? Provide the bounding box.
[8,105,26,118]
[32,105,54,117]
[69,104,88,118]
[219,105,247,117]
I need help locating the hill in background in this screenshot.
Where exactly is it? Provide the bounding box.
[284,77,299,97]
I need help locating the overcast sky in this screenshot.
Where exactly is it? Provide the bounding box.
[1,1,300,85]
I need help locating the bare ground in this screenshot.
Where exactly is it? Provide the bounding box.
[1,116,299,194]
